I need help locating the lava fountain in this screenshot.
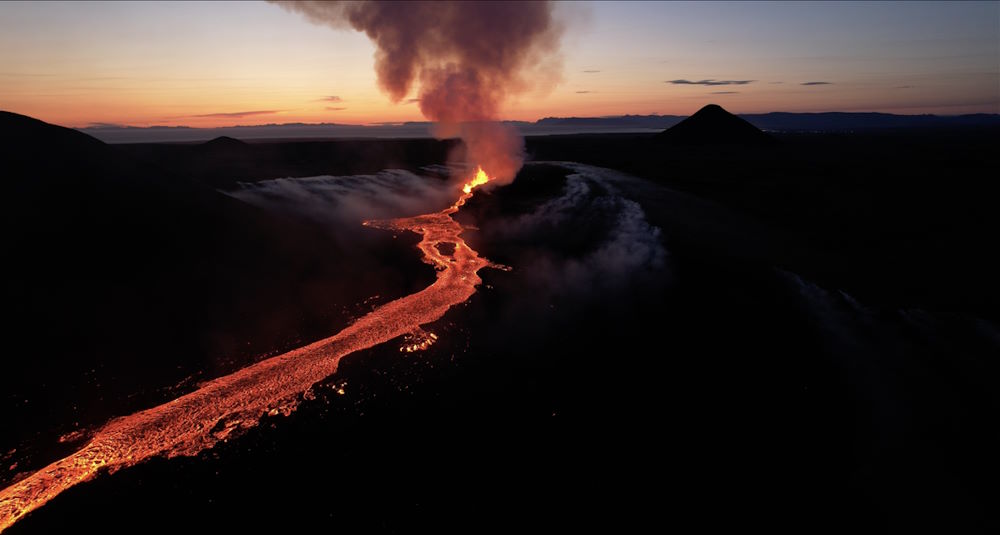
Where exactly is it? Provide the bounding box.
[0,167,503,533]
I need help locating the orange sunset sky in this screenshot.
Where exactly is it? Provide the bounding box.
[1,1,997,128]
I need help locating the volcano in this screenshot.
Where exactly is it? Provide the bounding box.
[657,104,773,145]
[202,135,249,149]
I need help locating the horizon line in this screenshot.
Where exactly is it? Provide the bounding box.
[66,109,1000,131]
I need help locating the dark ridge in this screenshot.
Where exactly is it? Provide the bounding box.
[0,110,105,150]
[196,136,252,160]
[657,104,774,145]
[0,110,110,175]
[203,135,249,149]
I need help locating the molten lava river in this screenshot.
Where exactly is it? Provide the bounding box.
[0,167,504,532]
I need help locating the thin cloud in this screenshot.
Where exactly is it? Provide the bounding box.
[191,110,281,119]
[667,79,754,86]
[575,90,595,94]
[711,91,739,94]
[801,81,832,86]
[319,95,343,102]
[895,85,915,89]
[582,69,601,73]
[326,106,348,111]
[769,81,784,84]
[405,98,421,104]
[0,71,55,77]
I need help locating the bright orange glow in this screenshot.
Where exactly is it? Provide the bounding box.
[0,167,505,532]
[399,328,438,353]
[462,166,490,194]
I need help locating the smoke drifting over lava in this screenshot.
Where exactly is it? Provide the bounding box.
[273,0,564,184]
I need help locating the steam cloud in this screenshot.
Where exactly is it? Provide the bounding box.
[225,169,454,231]
[476,163,669,300]
[274,0,564,185]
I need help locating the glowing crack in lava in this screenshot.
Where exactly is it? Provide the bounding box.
[0,167,503,532]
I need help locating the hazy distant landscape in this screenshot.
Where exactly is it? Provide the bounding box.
[80,111,1000,143]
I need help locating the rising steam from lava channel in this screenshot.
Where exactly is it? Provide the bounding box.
[0,169,505,532]
[272,0,565,185]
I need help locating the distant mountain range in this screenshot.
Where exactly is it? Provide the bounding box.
[538,111,1000,130]
[70,109,1000,143]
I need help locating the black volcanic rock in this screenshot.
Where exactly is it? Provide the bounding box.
[657,104,773,145]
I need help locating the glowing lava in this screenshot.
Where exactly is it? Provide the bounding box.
[463,166,490,194]
[0,167,502,532]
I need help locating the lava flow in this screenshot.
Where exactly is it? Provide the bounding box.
[0,167,502,533]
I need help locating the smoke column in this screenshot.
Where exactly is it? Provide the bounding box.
[273,0,563,184]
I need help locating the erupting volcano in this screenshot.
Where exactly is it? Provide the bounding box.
[2,0,997,531]
[0,167,501,532]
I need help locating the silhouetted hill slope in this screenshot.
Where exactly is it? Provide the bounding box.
[657,104,773,145]
[1,110,111,177]
[200,136,252,155]
[0,110,105,152]
[203,135,248,148]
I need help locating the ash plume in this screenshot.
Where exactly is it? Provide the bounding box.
[273,0,564,185]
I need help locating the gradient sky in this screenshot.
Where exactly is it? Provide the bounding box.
[1,1,997,128]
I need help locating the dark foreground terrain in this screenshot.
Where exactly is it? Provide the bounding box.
[1,110,998,532]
